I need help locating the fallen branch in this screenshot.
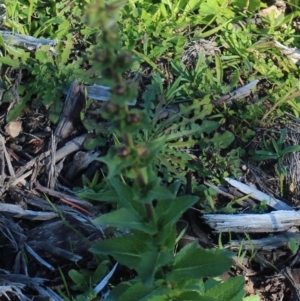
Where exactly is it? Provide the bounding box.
[224,177,293,211]
[204,210,300,233]
[227,232,300,250]
[0,30,57,49]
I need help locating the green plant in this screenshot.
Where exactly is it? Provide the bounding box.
[57,256,112,301]
[75,1,247,300]
[197,146,244,184]
[1,0,100,123]
[288,237,300,254]
[220,193,252,214]
[287,0,300,11]
[137,57,244,183]
[250,128,300,176]
[251,200,268,213]
[67,260,110,301]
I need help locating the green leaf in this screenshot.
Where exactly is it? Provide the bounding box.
[199,0,220,16]
[281,145,300,156]
[201,120,220,134]
[177,291,213,301]
[93,208,157,234]
[169,137,198,148]
[271,138,281,155]
[278,128,287,146]
[195,20,232,38]
[6,99,28,122]
[215,54,223,85]
[147,136,167,156]
[132,49,163,72]
[68,270,86,290]
[137,250,174,284]
[90,235,153,270]
[210,131,235,149]
[232,0,260,11]
[106,281,171,301]
[110,178,134,208]
[166,242,233,281]
[178,97,213,120]
[203,276,245,301]
[172,241,198,260]
[205,278,223,291]
[77,189,117,202]
[183,0,201,14]
[48,99,62,123]
[0,56,20,68]
[155,223,177,250]
[83,136,106,150]
[105,282,132,301]
[110,177,144,215]
[243,295,260,301]
[135,179,175,204]
[251,150,278,161]
[54,20,70,40]
[158,195,198,229]
[169,179,182,195]
[35,49,49,63]
[6,44,27,58]
[92,260,109,283]
[165,121,219,142]
[288,237,299,254]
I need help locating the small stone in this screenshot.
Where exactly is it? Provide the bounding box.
[241,164,248,172]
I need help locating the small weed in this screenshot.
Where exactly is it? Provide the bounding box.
[288,237,300,254]
[251,200,269,213]
[250,128,300,176]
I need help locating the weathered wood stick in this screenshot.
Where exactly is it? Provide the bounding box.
[204,210,300,233]
[0,31,57,48]
[225,177,293,211]
[227,232,300,250]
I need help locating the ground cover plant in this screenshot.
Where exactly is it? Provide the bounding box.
[1,0,300,300]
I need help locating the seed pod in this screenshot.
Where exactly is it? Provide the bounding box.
[117,146,129,158]
[114,84,125,96]
[136,145,148,157]
[104,102,118,114]
[117,53,131,67]
[93,50,105,63]
[127,112,141,124]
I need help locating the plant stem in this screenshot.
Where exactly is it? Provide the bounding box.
[144,203,155,224]
[123,133,134,148]
[135,168,156,223]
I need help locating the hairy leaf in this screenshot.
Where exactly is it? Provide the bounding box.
[90,235,153,270]
[203,276,245,301]
[106,281,171,301]
[157,195,198,229]
[167,242,233,281]
[93,208,157,234]
[137,249,174,284]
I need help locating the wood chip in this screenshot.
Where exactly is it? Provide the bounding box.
[5,121,22,138]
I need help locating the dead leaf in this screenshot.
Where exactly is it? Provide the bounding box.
[259,5,282,19]
[5,121,22,138]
